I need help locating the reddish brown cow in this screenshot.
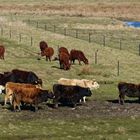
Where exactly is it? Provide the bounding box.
[59,52,71,70]
[58,47,69,56]
[12,86,54,111]
[41,47,54,61]
[0,45,5,60]
[70,49,88,65]
[39,41,48,52]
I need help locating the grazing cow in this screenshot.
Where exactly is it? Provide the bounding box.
[41,47,54,61]
[4,82,42,105]
[12,87,54,111]
[59,52,71,70]
[39,41,48,52]
[0,45,5,60]
[58,47,69,56]
[118,82,140,104]
[70,49,88,65]
[58,78,99,102]
[53,84,92,108]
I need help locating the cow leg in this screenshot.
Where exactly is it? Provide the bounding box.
[83,96,86,103]
[46,56,48,61]
[34,105,38,112]
[49,57,51,62]
[53,98,59,108]
[4,95,8,105]
[78,59,81,65]
[119,94,125,105]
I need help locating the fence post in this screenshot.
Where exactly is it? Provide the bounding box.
[54,25,56,32]
[9,29,12,38]
[76,29,78,38]
[36,21,39,28]
[45,24,47,31]
[95,50,98,64]
[64,28,67,36]
[28,19,30,24]
[119,39,122,50]
[31,37,33,46]
[57,45,60,55]
[89,33,91,43]
[1,27,3,36]
[19,34,21,42]
[139,44,140,56]
[102,35,106,46]
[117,60,120,76]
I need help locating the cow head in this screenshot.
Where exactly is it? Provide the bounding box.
[82,79,99,90]
[79,87,92,97]
[83,58,89,65]
[40,90,55,101]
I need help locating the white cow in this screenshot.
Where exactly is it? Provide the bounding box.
[58,78,99,102]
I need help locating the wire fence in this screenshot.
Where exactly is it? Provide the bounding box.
[0,23,139,78]
[24,19,140,56]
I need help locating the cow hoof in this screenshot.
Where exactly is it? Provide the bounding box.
[71,107,76,110]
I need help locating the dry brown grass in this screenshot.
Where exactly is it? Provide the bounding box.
[1,3,140,20]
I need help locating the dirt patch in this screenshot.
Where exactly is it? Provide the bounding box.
[1,99,140,120]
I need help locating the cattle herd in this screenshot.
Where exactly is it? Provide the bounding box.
[39,41,88,70]
[0,41,139,112]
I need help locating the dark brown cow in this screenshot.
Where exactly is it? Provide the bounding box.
[12,86,54,111]
[39,41,48,52]
[41,47,54,61]
[0,69,42,86]
[70,49,88,65]
[118,82,140,104]
[0,45,5,60]
[59,52,71,70]
[53,84,92,108]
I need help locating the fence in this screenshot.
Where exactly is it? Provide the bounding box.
[0,24,139,78]
[25,19,140,56]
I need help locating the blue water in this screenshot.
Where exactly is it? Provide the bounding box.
[125,21,140,28]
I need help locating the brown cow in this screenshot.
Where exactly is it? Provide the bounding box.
[41,47,54,61]
[12,86,54,111]
[59,52,71,70]
[5,82,42,105]
[39,41,48,52]
[70,49,88,65]
[0,45,5,60]
[58,47,69,56]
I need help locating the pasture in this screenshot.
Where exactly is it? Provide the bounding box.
[0,0,140,139]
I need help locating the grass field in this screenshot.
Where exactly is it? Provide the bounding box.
[0,0,140,139]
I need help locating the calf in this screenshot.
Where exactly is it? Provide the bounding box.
[53,84,92,108]
[5,82,42,105]
[12,87,54,111]
[118,82,140,104]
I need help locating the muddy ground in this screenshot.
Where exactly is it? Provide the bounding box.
[0,99,140,120]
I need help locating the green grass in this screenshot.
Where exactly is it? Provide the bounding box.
[0,115,140,140]
[0,1,140,139]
